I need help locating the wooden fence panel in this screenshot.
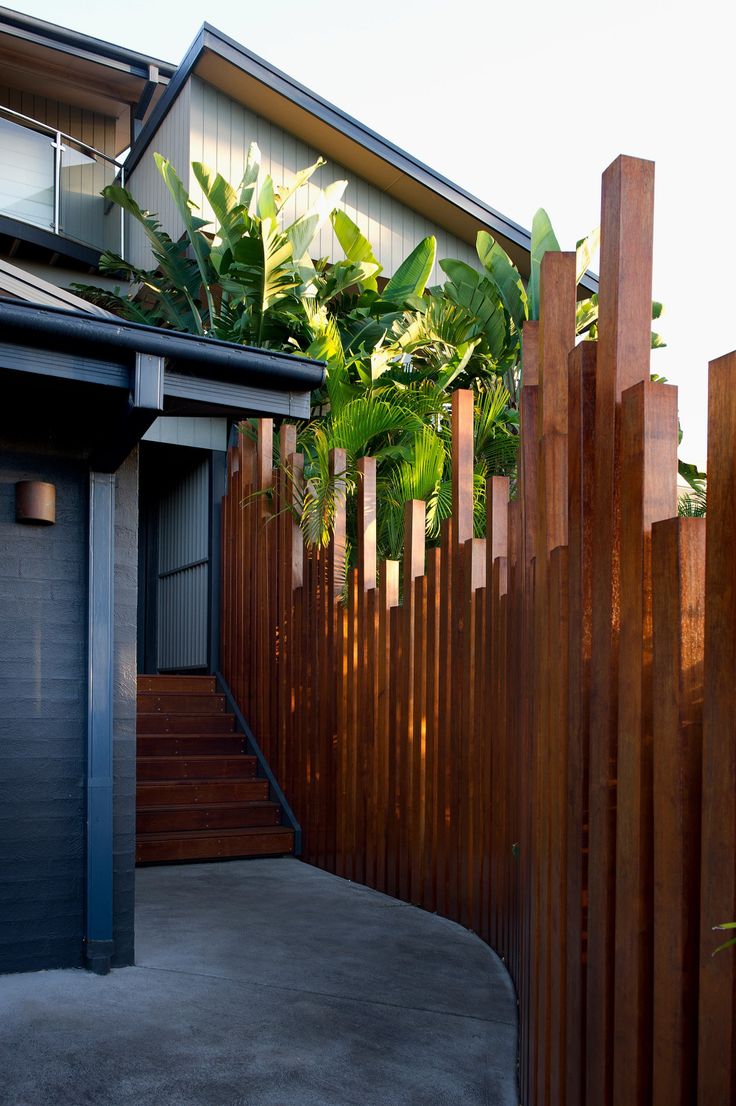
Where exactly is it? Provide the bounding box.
[218,154,733,1105]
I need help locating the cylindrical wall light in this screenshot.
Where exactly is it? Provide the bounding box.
[16,481,56,525]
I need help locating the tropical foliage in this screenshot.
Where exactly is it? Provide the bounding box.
[74,145,692,554]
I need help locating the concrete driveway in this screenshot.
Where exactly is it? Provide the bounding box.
[0,858,518,1105]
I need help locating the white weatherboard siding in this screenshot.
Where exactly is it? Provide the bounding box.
[126,77,481,281]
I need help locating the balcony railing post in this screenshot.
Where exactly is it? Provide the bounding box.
[119,165,125,261]
[52,130,62,235]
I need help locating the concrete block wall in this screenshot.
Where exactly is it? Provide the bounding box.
[0,447,138,974]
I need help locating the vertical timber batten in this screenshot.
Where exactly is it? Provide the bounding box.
[217,154,736,1105]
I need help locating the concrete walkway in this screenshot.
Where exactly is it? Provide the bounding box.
[0,859,518,1105]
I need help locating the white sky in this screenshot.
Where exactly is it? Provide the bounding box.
[12,0,736,469]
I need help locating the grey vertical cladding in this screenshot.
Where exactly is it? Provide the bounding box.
[125,80,191,269]
[157,457,209,670]
[126,75,483,282]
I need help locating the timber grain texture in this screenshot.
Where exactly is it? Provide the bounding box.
[220,155,733,1105]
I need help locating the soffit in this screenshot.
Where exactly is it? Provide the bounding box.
[193,49,532,274]
[0,30,168,151]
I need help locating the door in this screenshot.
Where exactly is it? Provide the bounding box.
[156,455,210,671]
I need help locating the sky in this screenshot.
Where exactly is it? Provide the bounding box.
[12,0,736,469]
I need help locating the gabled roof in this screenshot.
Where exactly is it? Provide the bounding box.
[127,23,599,293]
[0,6,175,151]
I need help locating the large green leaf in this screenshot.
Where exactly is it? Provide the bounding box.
[275,156,326,211]
[227,222,297,345]
[155,153,215,331]
[328,394,424,455]
[528,208,561,321]
[576,227,600,284]
[476,230,527,329]
[441,270,507,357]
[383,236,436,302]
[192,162,249,259]
[239,143,261,213]
[257,175,278,222]
[331,209,382,291]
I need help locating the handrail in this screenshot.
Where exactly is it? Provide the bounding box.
[0,103,123,167]
[0,103,125,257]
[216,671,303,856]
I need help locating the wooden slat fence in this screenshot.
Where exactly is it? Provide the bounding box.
[220,154,735,1105]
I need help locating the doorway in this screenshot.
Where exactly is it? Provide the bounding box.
[137,440,226,674]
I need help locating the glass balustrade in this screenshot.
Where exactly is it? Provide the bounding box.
[0,107,125,256]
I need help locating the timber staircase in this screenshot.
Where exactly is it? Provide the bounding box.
[136,675,294,864]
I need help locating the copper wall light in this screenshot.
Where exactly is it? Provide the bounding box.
[16,481,56,525]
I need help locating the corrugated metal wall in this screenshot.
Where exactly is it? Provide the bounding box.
[126,76,481,282]
[156,455,209,670]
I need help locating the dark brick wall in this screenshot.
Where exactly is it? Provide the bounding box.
[0,447,138,974]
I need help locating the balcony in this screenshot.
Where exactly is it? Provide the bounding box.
[0,105,125,258]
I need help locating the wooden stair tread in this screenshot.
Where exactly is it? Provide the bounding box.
[137,826,293,842]
[138,689,223,696]
[136,755,254,763]
[137,801,276,814]
[135,675,293,865]
[136,778,265,787]
[137,731,243,739]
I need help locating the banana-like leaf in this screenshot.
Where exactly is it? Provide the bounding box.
[476,230,528,329]
[317,259,381,304]
[228,222,297,345]
[155,153,215,331]
[275,156,326,212]
[439,257,479,287]
[257,175,277,222]
[576,294,599,336]
[678,458,706,493]
[286,212,321,264]
[240,143,261,214]
[575,227,600,284]
[192,162,248,257]
[528,208,560,321]
[331,209,382,291]
[435,339,480,390]
[383,236,437,302]
[442,272,507,356]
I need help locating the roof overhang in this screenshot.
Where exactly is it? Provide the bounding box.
[0,299,324,470]
[127,23,599,294]
[0,6,176,153]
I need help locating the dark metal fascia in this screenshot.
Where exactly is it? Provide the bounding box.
[0,215,102,269]
[125,28,207,176]
[123,23,599,294]
[0,6,176,78]
[0,300,327,392]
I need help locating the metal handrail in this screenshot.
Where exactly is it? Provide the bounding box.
[0,102,125,257]
[0,103,123,167]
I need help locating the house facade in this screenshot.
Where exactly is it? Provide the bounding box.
[0,6,569,976]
